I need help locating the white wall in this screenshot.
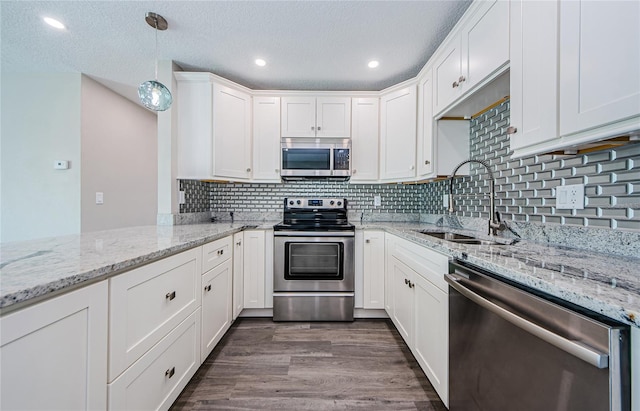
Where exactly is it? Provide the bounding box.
[80,76,157,232]
[1,73,82,242]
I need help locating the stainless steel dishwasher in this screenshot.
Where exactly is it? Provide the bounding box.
[446,260,630,411]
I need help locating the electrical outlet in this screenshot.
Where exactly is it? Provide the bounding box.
[556,184,584,210]
[54,160,69,170]
[374,195,381,207]
[442,194,449,208]
[179,191,186,204]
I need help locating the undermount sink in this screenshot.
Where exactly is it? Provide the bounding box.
[415,230,511,246]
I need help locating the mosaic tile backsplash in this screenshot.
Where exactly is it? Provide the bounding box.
[179,100,639,232]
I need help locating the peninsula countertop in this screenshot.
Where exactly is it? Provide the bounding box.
[1,221,639,328]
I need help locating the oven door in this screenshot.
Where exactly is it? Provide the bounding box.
[274,232,354,292]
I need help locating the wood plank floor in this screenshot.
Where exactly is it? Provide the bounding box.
[171,318,447,410]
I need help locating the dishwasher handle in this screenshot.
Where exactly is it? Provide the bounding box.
[445,273,609,369]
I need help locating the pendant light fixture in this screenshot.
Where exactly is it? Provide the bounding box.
[138,12,172,111]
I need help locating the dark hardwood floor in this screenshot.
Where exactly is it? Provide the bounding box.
[171,318,447,410]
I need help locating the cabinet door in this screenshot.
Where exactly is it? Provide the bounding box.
[1,281,108,411]
[363,230,385,309]
[413,274,449,407]
[509,0,559,153]
[316,97,351,138]
[213,83,252,180]
[243,230,266,308]
[433,39,462,114]
[233,232,244,319]
[559,0,640,136]
[380,86,417,181]
[350,97,380,182]
[281,97,316,137]
[201,259,233,360]
[252,97,281,182]
[417,72,435,177]
[176,78,213,179]
[462,0,510,91]
[389,257,415,345]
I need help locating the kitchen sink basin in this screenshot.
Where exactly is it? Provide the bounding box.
[415,230,511,246]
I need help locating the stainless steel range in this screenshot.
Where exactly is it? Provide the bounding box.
[273,198,355,321]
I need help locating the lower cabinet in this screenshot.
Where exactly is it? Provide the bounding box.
[243,230,266,308]
[385,234,450,407]
[232,232,245,319]
[108,310,201,411]
[201,259,233,360]
[362,230,385,309]
[0,281,108,411]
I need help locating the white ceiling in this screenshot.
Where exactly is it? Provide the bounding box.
[1,1,472,102]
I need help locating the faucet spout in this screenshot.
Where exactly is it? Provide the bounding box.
[448,159,506,236]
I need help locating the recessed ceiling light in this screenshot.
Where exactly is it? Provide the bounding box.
[368,60,380,69]
[255,59,266,67]
[43,16,66,30]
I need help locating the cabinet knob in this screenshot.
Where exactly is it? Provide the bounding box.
[507,126,518,135]
[410,165,415,170]
[165,367,175,379]
[311,126,315,130]
[352,169,357,174]
[165,291,176,301]
[246,168,251,173]
[275,169,279,173]
[317,126,321,131]
[236,240,242,246]
[424,160,431,165]
[204,284,212,292]
[365,239,370,243]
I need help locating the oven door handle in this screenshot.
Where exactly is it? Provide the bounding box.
[274,231,354,237]
[445,273,609,369]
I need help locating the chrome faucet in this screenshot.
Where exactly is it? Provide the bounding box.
[448,159,506,236]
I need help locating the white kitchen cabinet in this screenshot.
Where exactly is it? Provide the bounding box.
[232,232,244,319]
[201,259,233,360]
[362,230,385,309]
[0,281,108,411]
[243,229,266,308]
[559,0,640,137]
[252,96,281,182]
[108,310,201,411]
[109,247,201,380]
[175,73,213,179]
[281,96,351,138]
[510,0,640,158]
[379,85,417,181]
[350,97,379,182]
[213,83,252,180]
[417,70,435,177]
[433,0,510,115]
[509,0,559,154]
[385,234,450,406]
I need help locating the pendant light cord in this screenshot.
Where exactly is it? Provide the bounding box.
[154,18,159,80]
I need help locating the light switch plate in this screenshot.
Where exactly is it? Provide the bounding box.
[556,184,584,209]
[95,192,104,205]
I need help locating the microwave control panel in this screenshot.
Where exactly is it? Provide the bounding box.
[334,149,350,171]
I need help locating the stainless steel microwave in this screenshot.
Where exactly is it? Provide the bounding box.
[280,138,351,180]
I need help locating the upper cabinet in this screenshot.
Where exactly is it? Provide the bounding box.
[212,84,252,180]
[433,0,510,115]
[281,97,351,138]
[510,0,640,158]
[252,97,281,182]
[379,85,417,182]
[350,97,380,182]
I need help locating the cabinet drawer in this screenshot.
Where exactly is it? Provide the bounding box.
[202,236,232,273]
[108,309,201,411]
[109,248,201,380]
[389,236,449,292]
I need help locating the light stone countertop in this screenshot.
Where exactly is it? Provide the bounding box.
[1,221,639,328]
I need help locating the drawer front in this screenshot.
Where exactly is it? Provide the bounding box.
[389,236,449,292]
[108,309,201,411]
[202,236,232,273]
[109,248,201,380]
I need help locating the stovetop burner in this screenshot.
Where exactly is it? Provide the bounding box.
[274,197,354,232]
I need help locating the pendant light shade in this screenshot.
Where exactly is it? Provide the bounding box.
[138,12,172,111]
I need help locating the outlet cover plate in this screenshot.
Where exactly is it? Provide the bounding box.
[556,184,585,210]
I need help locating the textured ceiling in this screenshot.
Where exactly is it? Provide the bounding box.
[1,0,472,101]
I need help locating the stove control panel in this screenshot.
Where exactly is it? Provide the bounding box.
[285,198,347,209]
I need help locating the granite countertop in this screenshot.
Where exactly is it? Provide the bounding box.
[1,220,639,328]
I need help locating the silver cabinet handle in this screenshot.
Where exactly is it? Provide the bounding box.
[217,249,224,256]
[507,126,518,135]
[204,284,212,292]
[317,126,321,131]
[452,81,459,88]
[165,291,176,301]
[236,240,242,246]
[424,160,431,165]
[246,168,251,172]
[365,239,370,243]
[445,274,609,369]
[165,367,175,378]
[458,75,466,83]
[404,278,409,285]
